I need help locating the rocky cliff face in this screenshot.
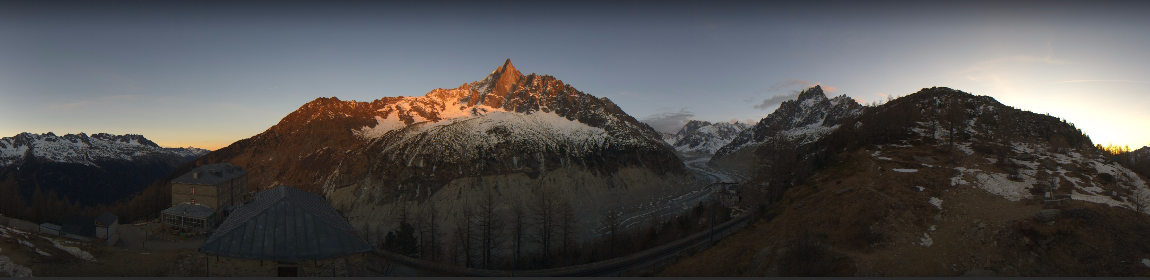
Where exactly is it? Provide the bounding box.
[0,132,208,206]
[662,120,750,155]
[185,59,691,232]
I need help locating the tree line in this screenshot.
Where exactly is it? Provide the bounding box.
[373,185,736,271]
[0,175,172,225]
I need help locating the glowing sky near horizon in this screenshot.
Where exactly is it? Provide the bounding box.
[1,1,1148,150]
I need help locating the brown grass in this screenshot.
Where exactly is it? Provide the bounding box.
[659,145,1150,277]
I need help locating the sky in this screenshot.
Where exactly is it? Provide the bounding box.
[1,0,1148,150]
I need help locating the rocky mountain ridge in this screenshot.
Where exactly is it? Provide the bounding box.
[0,132,207,167]
[0,132,209,208]
[184,59,692,235]
[709,85,863,172]
[662,120,750,154]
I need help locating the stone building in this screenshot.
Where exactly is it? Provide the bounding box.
[161,163,248,233]
[170,163,249,211]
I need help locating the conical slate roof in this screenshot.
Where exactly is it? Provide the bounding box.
[198,186,373,260]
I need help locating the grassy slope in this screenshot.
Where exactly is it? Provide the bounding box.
[659,145,1150,276]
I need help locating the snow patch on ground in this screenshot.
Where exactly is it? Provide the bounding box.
[955,142,975,155]
[929,197,943,210]
[892,168,918,173]
[919,233,933,247]
[1142,258,1150,269]
[0,254,33,277]
[928,225,937,232]
[877,157,892,161]
[971,172,1034,201]
[916,186,925,191]
[44,237,95,262]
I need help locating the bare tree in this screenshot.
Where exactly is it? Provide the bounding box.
[945,96,966,153]
[415,199,441,262]
[599,209,622,259]
[511,199,527,270]
[452,202,476,268]
[557,196,577,264]
[475,186,506,269]
[529,187,559,264]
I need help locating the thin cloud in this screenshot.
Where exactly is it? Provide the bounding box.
[1050,80,1149,84]
[49,100,92,110]
[641,109,695,133]
[962,55,1070,73]
[97,71,144,93]
[47,95,140,110]
[755,79,839,110]
[768,79,812,92]
[753,92,799,110]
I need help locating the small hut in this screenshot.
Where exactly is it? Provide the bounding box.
[39,223,62,235]
[95,211,120,246]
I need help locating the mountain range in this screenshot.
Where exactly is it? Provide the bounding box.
[184,59,693,234]
[708,85,863,174]
[661,120,750,155]
[0,132,208,211]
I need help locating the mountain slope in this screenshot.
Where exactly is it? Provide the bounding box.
[185,59,691,234]
[662,120,750,155]
[0,132,208,210]
[659,86,1150,276]
[709,85,863,173]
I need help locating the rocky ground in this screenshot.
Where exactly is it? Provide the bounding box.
[1,219,378,277]
[659,143,1150,276]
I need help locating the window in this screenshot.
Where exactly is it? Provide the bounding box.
[190,187,194,195]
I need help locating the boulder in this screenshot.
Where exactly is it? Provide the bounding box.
[834,187,854,196]
[1034,209,1060,222]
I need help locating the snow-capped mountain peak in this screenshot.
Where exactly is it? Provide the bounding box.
[713,85,863,160]
[662,120,751,154]
[0,132,209,167]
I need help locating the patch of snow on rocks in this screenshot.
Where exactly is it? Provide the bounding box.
[929,197,943,210]
[877,157,892,161]
[45,237,95,262]
[971,172,1033,201]
[955,142,975,155]
[0,248,33,277]
[928,225,937,232]
[1142,258,1150,269]
[919,233,933,247]
[1071,190,1128,208]
[892,168,918,173]
[916,186,925,192]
